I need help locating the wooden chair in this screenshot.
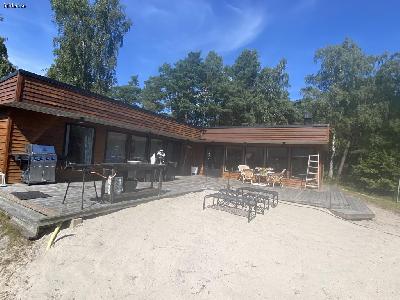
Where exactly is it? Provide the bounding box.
[258,167,274,185]
[241,169,254,184]
[270,169,286,187]
[238,165,250,182]
[238,165,250,172]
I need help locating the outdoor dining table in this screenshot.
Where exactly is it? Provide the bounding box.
[62,162,166,209]
[253,168,275,184]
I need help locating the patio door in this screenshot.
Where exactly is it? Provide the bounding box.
[204,146,224,177]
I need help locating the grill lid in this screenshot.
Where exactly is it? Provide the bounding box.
[26,144,56,155]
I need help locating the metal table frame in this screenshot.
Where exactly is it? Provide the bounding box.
[62,163,165,210]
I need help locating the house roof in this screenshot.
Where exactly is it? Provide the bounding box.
[0,69,200,129]
[200,125,330,145]
[0,70,203,141]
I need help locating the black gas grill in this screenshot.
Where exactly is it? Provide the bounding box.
[12,144,57,185]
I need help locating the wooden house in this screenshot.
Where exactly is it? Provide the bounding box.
[0,70,330,187]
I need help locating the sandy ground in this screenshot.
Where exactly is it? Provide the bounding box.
[2,191,400,299]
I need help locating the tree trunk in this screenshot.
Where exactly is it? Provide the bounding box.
[328,133,336,179]
[337,140,350,178]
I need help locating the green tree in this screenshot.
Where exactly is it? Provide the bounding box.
[303,38,380,178]
[0,16,16,77]
[109,75,141,106]
[142,52,210,126]
[201,51,230,126]
[141,75,167,113]
[141,49,293,127]
[223,49,261,125]
[254,59,297,124]
[47,0,131,94]
[351,53,400,193]
[230,49,260,89]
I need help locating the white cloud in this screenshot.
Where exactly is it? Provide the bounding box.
[201,6,267,52]
[130,0,268,53]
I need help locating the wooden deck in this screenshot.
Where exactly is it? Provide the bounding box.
[0,176,374,238]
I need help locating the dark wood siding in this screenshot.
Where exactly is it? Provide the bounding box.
[20,75,202,141]
[5,109,109,183]
[7,110,65,183]
[0,75,17,104]
[201,127,330,145]
[0,113,11,173]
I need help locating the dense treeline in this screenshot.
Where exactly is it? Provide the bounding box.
[111,50,298,127]
[111,39,399,194]
[298,39,400,193]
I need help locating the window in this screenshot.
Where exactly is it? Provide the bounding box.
[105,131,127,163]
[150,138,165,156]
[266,147,288,172]
[245,146,264,169]
[165,141,182,162]
[129,135,147,161]
[64,124,95,164]
[291,147,315,178]
[225,146,243,171]
[205,146,224,170]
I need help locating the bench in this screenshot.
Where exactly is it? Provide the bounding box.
[203,189,259,222]
[236,186,279,208]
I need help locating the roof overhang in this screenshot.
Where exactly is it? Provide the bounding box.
[5,101,202,142]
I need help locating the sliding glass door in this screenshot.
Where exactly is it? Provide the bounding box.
[266,147,288,172]
[245,146,264,169]
[225,146,244,171]
[64,124,95,164]
[205,145,224,177]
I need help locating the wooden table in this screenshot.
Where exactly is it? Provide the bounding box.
[253,168,275,185]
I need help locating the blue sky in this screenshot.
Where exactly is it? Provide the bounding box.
[1,0,399,99]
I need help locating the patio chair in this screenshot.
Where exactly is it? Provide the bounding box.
[238,165,250,172]
[270,169,286,187]
[238,164,251,182]
[258,167,274,185]
[241,169,254,184]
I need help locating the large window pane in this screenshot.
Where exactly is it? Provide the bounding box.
[64,124,94,164]
[165,141,181,162]
[129,135,147,161]
[245,146,264,169]
[105,131,127,163]
[225,146,243,171]
[266,147,287,172]
[291,147,314,177]
[150,138,165,156]
[205,146,224,170]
